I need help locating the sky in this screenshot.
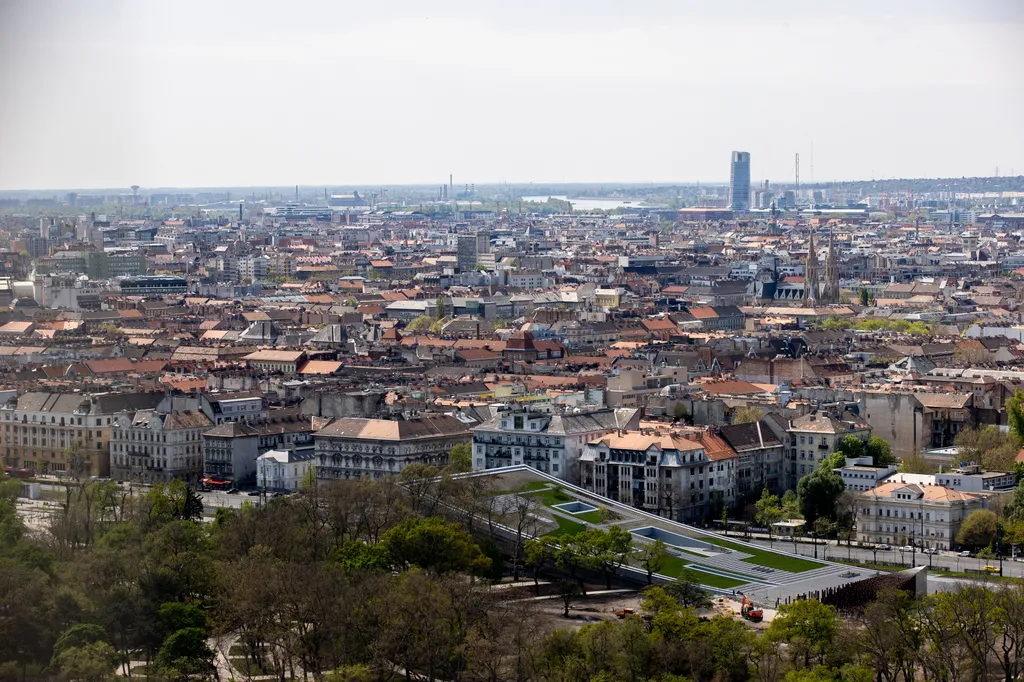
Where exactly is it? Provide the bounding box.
[0,0,1022,191]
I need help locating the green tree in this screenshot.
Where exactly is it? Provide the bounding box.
[866,436,896,467]
[1007,390,1024,441]
[1003,484,1024,523]
[382,516,491,575]
[732,405,764,425]
[768,599,840,668]
[578,526,633,590]
[405,315,433,333]
[157,602,206,638]
[155,628,216,681]
[858,287,870,306]
[898,453,933,474]
[555,578,582,618]
[798,469,845,525]
[446,442,472,473]
[662,570,713,609]
[833,435,866,461]
[633,539,669,584]
[328,539,393,573]
[51,638,121,682]
[954,425,1020,472]
[955,509,998,549]
[145,481,204,527]
[756,489,784,546]
[435,295,446,320]
[782,489,802,518]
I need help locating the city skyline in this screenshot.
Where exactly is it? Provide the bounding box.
[1,0,1022,190]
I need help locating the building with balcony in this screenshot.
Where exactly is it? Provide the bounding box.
[314,415,470,481]
[579,428,738,522]
[110,409,212,484]
[471,406,640,480]
[776,410,872,489]
[857,481,984,550]
[202,421,260,485]
[0,391,163,476]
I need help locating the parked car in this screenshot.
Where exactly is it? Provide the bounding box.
[878,544,892,550]
[958,550,972,557]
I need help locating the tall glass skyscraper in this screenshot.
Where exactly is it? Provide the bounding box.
[729,151,751,211]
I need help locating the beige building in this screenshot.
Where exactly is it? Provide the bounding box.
[1,392,163,476]
[780,410,871,488]
[243,350,306,373]
[580,428,738,523]
[315,415,470,481]
[857,481,984,550]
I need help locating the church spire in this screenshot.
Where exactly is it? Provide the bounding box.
[804,230,818,303]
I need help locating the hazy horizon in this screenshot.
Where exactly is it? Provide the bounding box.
[1,0,1022,191]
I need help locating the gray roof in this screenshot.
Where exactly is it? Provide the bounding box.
[473,408,640,435]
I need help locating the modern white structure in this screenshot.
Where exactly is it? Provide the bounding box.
[834,456,898,493]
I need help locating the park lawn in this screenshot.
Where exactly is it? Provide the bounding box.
[705,537,824,572]
[655,555,752,589]
[520,483,611,524]
[543,514,587,538]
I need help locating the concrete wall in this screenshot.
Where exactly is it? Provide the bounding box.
[793,387,926,458]
[300,390,384,419]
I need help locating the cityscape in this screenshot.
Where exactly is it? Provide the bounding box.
[1,1,1023,682]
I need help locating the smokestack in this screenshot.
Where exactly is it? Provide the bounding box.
[295,185,299,202]
[239,203,243,222]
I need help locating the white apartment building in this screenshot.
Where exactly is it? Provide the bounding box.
[857,481,984,550]
[471,406,640,481]
[256,449,315,491]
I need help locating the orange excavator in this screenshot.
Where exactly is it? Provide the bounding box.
[740,595,763,622]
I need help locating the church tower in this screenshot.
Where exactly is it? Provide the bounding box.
[804,231,819,303]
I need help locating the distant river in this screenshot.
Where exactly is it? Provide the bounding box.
[521,195,655,211]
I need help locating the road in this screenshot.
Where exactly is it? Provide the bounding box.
[740,535,1022,577]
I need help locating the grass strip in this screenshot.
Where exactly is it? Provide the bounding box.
[704,536,824,572]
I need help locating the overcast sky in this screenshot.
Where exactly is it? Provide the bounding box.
[1,0,1022,191]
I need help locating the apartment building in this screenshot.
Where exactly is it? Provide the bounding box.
[110,409,212,484]
[579,428,738,523]
[857,481,984,550]
[771,410,872,489]
[202,421,261,485]
[471,405,640,480]
[0,391,163,476]
[315,415,470,481]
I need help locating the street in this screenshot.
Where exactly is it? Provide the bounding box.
[741,535,1022,577]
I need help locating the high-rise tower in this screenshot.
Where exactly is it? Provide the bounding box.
[729,151,751,212]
